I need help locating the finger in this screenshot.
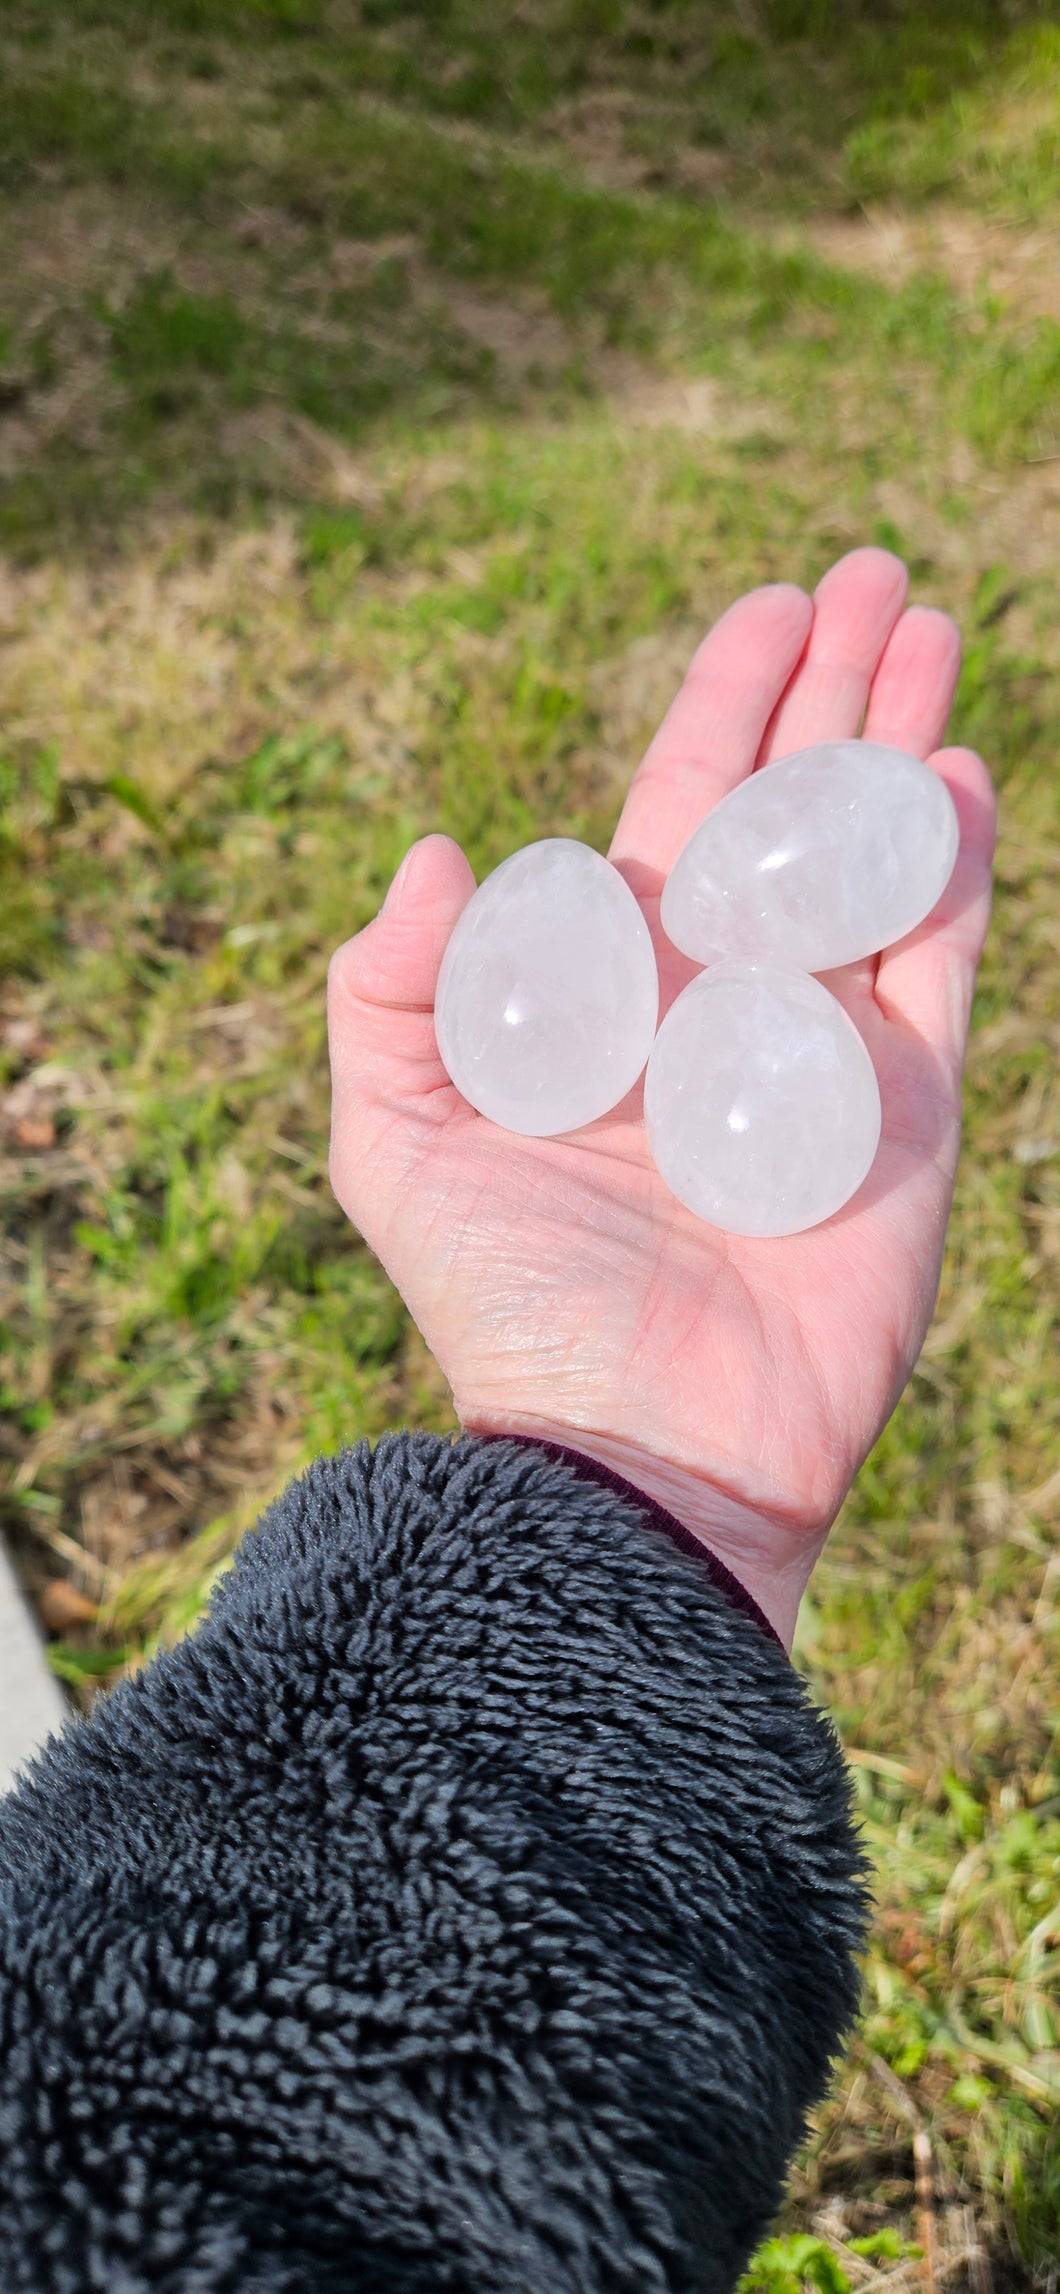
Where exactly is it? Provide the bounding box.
[609,582,812,892]
[328,834,477,1226]
[861,605,962,757]
[757,546,908,763]
[829,605,962,1005]
[873,747,997,1075]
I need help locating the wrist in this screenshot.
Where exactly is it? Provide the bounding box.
[458,1410,827,1653]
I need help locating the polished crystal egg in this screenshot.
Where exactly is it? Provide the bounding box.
[660,741,959,973]
[434,838,659,1136]
[643,961,882,1237]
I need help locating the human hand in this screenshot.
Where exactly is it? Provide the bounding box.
[327,548,995,1648]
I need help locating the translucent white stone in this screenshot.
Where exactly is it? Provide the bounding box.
[660,741,959,972]
[434,838,659,1136]
[644,962,882,1237]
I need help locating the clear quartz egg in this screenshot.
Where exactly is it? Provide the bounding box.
[644,961,882,1237]
[434,838,659,1136]
[660,741,959,973]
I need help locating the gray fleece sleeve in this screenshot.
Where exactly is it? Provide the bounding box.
[0,1431,870,2294]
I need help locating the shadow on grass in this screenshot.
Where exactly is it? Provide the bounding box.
[0,0,1057,557]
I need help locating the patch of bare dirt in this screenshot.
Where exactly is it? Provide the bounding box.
[443,284,574,381]
[218,402,387,507]
[5,185,180,304]
[0,352,118,478]
[598,369,728,432]
[0,185,177,473]
[544,88,731,202]
[794,203,1060,328]
[327,233,419,287]
[545,89,672,193]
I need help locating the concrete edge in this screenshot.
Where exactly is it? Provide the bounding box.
[0,1537,68,1796]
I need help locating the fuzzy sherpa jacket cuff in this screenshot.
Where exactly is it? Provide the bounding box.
[0,1430,870,2294]
[494,1430,786,1651]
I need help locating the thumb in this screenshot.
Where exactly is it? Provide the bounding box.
[327,834,477,1235]
[327,833,476,1022]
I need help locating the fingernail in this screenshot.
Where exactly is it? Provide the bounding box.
[382,846,415,916]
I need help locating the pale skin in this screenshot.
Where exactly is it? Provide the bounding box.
[327,547,996,1651]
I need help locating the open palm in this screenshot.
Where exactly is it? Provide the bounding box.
[328,550,995,1645]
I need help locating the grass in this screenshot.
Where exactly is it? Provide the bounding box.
[1,0,1059,2282]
